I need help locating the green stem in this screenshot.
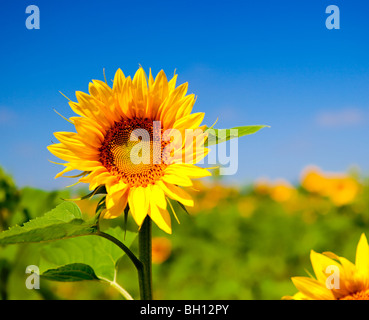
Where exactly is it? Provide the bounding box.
[100,276,134,300]
[109,280,134,300]
[138,216,153,300]
[96,231,142,272]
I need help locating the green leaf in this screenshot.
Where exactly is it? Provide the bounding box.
[0,202,97,245]
[205,125,269,147]
[41,263,99,282]
[177,201,189,215]
[39,227,137,281]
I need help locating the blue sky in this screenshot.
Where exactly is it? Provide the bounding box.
[0,0,368,190]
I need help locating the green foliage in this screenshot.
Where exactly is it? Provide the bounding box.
[39,227,137,282]
[1,166,369,300]
[0,168,20,232]
[0,202,97,245]
[0,172,138,299]
[205,125,269,147]
[41,263,99,282]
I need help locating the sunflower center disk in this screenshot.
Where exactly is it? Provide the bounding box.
[99,118,169,187]
[340,290,369,300]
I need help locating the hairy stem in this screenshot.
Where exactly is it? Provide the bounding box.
[138,216,153,300]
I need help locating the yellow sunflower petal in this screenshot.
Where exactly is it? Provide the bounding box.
[149,205,172,234]
[90,80,113,105]
[175,94,196,120]
[86,173,117,191]
[68,160,104,172]
[173,112,205,131]
[168,73,178,93]
[54,165,75,179]
[151,183,167,209]
[149,185,171,234]
[282,291,312,300]
[106,180,128,195]
[157,181,194,207]
[132,67,148,118]
[105,187,129,219]
[148,68,155,87]
[53,132,100,158]
[162,170,193,187]
[73,91,110,128]
[47,144,81,162]
[291,277,335,300]
[167,164,211,179]
[113,68,125,94]
[310,250,344,284]
[119,76,135,118]
[356,233,369,276]
[159,83,188,126]
[72,116,105,144]
[149,70,169,119]
[128,186,150,227]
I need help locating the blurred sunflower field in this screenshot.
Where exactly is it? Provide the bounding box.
[1,164,368,300]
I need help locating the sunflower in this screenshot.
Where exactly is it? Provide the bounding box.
[48,67,211,234]
[285,233,369,300]
[301,166,360,207]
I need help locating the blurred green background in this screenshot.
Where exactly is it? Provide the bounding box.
[1,165,368,300]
